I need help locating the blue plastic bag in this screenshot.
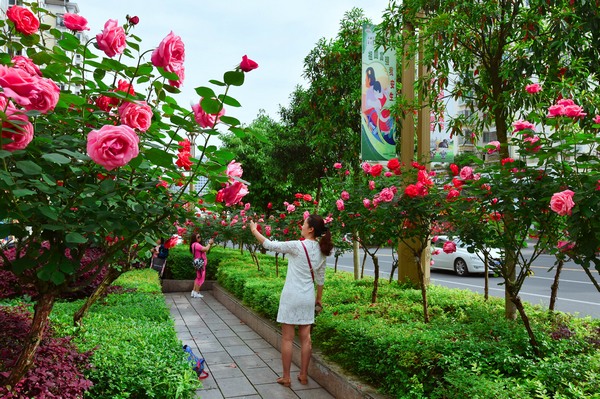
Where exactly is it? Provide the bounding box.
[183,345,209,379]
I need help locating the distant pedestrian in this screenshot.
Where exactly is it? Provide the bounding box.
[190,233,214,298]
[249,214,333,388]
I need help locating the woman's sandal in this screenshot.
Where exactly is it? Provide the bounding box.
[297,374,308,385]
[276,377,291,387]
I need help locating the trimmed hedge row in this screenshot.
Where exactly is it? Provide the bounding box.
[161,244,224,280]
[211,246,600,399]
[50,269,199,399]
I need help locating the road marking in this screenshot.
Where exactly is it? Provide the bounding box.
[431,278,600,306]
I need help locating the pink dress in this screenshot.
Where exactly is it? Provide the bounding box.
[192,242,207,286]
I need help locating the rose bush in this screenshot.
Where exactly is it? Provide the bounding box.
[0,3,258,389]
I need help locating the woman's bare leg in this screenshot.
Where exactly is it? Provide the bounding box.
[298,324,312,380]
[280,324,295,380]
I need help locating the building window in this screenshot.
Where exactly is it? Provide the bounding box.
[56,14,66,27]
[483,131,497,143]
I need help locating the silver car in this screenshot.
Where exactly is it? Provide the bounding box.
[430,236,502,276]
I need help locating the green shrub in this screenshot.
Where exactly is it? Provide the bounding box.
[214,247,600,399]
[162,244,223,280]
[51,269,199,399]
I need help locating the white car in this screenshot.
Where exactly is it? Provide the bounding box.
[430,236,502,276]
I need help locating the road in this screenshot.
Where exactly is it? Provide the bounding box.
[326,247,600,319]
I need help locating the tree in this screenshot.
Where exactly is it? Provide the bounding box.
[0,6,256,386]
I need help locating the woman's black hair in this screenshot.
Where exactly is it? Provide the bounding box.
[307,214,333,256]
[189,233,199,254]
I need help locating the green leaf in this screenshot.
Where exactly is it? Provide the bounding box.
[59,92,86,106]
[42,153,71,165]
[0,150,12,159]
[50,270,66,285]
[200,97,222,114]
[58,35,80,51]
[145,148,175,168]
[220,116,241,126]
[39,206,59,220]
[209,79,226,87]
[157,67,179,81]
[16,161,43,175]
[229,126,246,138]
[66,232,87,244]
[13,189,36,197]
[195,86,217,99]
[223,71,244,86]
[219,95,241,107]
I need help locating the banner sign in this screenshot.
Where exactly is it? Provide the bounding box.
[361,23,397,161]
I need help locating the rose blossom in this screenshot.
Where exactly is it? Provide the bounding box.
[442,241,457,254]
[446,189,460,200]
[459,166,474,180]
[0,66,59,113]
[487,140,500,154]
[377,187,395,202]
[7,5,40,35]
[336,199,345,211]
[152,31,185,71]
[368,180,376,190]
[363,198,371,208]
[512,120,535,133]
[63,13,90,31]
[593,115,600,125]
[96,19,126,58]
[524,135,541,152]
[361,162,371,174]
[370,164,383,177]
[557,240,575,253]
[525,83,541,94]
[404,184,420,198]
[550,189,575,216]
[176,151,192,170]
[12,55,41,77]
[87,124,140,171]
[333,162,342,169]
[387,157,400,171]
[192,99,225,128]
[341,191,350,201]
[226,160,243,182]
[449,163,459,175]
[239,55,258,72]
[127,15,140,25]
[118,101,153,132]
[216,181,248,207]
[1,105,34,151]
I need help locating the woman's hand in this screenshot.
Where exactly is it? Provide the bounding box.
[248,220,256,232]
[208,238,215,245]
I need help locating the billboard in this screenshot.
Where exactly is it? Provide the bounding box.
[361,23,397,161]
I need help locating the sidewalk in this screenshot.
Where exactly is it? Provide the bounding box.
[165,291,335,399]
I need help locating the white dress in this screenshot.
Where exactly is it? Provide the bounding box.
[262,238,326,325]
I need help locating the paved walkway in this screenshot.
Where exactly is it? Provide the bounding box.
[165,292,335,399]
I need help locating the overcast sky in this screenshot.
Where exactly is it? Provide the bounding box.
[74,0,391,126]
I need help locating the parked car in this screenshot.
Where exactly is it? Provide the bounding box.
[430,236,502,276]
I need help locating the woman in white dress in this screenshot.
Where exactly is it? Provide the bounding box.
[249,214,333,388]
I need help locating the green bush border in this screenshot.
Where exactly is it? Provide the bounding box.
[51,269,200,399]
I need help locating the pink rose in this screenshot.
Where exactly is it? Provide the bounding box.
[377,187,395,202]
[341,191,350,200]
[118,101,153,132]
[1,104,34,151]
[487,140,500,154]
[525,83,541,94]
[459,166,474,180]
[363,198,371,208]
[368,180,376,190]
[7,6,39,35]
[217,181,249,207]
[286,204,296,213]
[524,135,541,152]
[442,241,457,254]
[226,160,243,182]
[336,199,345,211]
[168,63,185,88]
[333,162,342,169]
[593,115,600,125]
[557,241,575,253]
[96,19,126,58]
[12,55,41,76]
[0,66,59,113]
[239,55,258,72]
[151,31,185,73]
[127,15,140,25]
[63,13,90,31]
[550,189,575,216]
[192,99,225,128]
[512,120,535,133]
[361,162,371,174]
[87,125,140,171]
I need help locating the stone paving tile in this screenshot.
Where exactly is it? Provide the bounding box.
[204,350,234,365]
[217,336,245,346]
[216,376,258,397]
[206,362,245,379]
[232,355,268,371]
[225,344,256,357]
[240,366,279,385]
[236,330,262,340]
[253,383,300,399]
[212,329,238,339]
[195,387,224,399]
[244,338,272,351]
